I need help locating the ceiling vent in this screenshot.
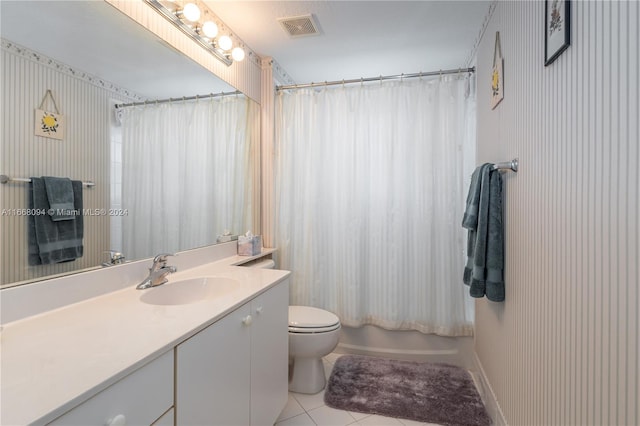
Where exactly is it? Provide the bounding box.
[277,14,320,38]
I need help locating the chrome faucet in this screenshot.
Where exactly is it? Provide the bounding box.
[136,253,177,290]
[102,250,125,267]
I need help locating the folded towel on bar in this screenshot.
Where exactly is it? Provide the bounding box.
[462,164,505,302]
[461,164,488,230]
[43,176,76,221]
[28,178,84,265]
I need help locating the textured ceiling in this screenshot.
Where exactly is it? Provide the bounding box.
[0,1,490,97]
[205,1,491,84]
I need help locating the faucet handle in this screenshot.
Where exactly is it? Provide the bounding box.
[153,253,176,264]
[103,250,125,264]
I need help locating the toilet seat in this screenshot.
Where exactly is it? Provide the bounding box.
[288,323,341,333]
[288,306,340,334]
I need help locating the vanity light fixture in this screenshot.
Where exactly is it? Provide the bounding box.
[144,0,245,66]
[231,46,245,61]
[178,2,200,22]
[217,34,233,51]
[200,21,218,38]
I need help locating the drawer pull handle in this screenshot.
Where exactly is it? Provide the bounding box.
[242,315,253,326]
[255,306,263,314]
[106,414,126,426]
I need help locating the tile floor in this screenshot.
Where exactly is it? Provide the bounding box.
[275,353,440,426]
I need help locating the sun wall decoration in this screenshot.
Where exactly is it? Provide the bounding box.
[35,90,65,140]
[491,32,504,110]
[41,113,59,133]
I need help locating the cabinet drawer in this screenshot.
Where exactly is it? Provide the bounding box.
[49,351,173,426]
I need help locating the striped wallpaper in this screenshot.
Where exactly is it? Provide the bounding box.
[1,42,135,286]
[475,1,638,425]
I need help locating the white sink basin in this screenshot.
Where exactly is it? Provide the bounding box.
[139,276,239,306]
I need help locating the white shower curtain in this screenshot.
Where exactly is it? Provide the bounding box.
[119,96,258,260]
[274,76,476,336]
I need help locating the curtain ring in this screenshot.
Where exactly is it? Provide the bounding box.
[379,75,382,85]
[400,73,404,83]
[342,79,345,89]
[419,71,423,80]
[360,77,364,87]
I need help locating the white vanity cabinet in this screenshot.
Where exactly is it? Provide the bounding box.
[48,350,174,426]
[176,280,289,426]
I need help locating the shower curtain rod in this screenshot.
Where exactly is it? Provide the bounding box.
[276,67,475,91]
[114,90,243,109]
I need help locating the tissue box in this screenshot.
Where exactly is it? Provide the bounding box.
[238,235,262,256]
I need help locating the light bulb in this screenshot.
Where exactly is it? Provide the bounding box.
[201,21,218,38]
[218,35,232,51]
[231,47,245,61]
[182,3,200,22]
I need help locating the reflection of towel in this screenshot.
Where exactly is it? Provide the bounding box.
[28,178,84,265]
[462,164,505,302]
[43,176,75,221]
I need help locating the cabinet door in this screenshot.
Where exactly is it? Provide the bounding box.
[176,304,251,426]
[49,351,173,426]
[250,280,289,425]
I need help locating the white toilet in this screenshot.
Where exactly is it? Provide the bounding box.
[247,258,341,394]
[288,305,341,394]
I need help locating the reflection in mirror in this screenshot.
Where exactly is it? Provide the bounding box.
[0,1,259,288]
[115,93,259,261]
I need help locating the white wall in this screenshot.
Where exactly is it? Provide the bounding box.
[475,1,638,424]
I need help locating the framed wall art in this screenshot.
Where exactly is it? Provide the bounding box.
[35,89,65,140]
[545,0,571,66]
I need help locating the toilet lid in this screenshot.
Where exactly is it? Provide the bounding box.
[289,306,340,329]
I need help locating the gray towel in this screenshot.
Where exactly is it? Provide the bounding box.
[462,165,505,302]
[462,164,491,230]
[485,171,504,301]
[43,176,76,221]
[28,178,84,265]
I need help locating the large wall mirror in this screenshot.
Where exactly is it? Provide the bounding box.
[0,1,260,289]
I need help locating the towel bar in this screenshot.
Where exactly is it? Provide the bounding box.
[0,174,95,188]
[492,158,518,172]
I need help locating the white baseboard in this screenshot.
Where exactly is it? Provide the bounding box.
[471,351,508,426]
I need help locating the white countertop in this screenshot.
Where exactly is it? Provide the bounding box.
[0,255,290,425]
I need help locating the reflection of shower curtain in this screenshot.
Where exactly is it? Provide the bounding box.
[274,77,476,336]
[119,96,258,260]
